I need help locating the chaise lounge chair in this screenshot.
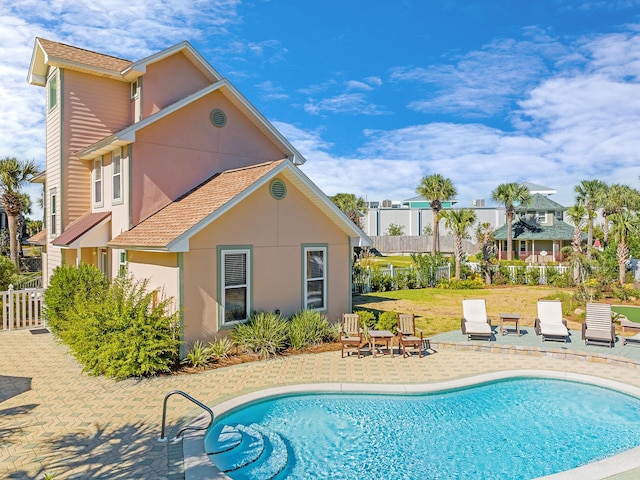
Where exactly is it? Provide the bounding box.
[582,303,616,348]
[340,313,363,358]
[461,299,493,341]
[397,313,427,357]
[535,300,569,342]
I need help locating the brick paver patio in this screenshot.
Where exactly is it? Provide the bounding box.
[2,328,640,479]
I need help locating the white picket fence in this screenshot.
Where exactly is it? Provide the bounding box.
[1,285,45,330]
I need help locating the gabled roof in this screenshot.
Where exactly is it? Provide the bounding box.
[519,193,565,212]
[73,79,306,165]
[28,38,132,86]
[29,39,222,86]
[493,219,583,241]
[27,229,47,246]
[108,160,371,252]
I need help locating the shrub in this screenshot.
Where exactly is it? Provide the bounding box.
[208,337,233,360]
[0,256,17,290]
[354,310,376,329]
[62,275,181,379]
[182,340,211,368]
[230,311,288,358]
[288,310,331,350]
[43,263,107,336]
[369,270,393,291]
[437,277,484,289]
[376,311,398,334]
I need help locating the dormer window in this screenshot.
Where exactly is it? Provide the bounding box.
[536,211,546,223]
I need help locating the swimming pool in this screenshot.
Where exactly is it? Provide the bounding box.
[183,371,640,479]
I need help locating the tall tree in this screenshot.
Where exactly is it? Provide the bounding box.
[574,179,606,258]
[566,204,587,285]
[475,221,494,286]
[416,174,457,255]
[601,184,640,245]
[0,157,39,268]
[441,208,476,280]
[491,183,531,261]
[609,210,639,286]
[330,193,368,229]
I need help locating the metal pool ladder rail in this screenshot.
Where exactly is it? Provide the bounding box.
[158,390,214,443]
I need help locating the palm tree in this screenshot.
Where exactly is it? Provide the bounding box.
[566,205,587,285]
[475,221,494,286]
[491,183,531,260]
[416,174,457,255]
[0,157,39,268]
[441,208,476,280]
[609,210,639,286]
[601,184,640,246]
[574,179,605,258]
[330,193,368,229]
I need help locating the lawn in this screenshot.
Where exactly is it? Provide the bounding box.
[353,286,577,336]
[360,255,416,268]
[611,305,640,323]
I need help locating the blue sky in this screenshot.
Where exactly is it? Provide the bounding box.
[3,0,640,219]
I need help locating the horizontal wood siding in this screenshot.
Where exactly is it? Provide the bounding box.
[46,68,62,243]
[62,71,130,226]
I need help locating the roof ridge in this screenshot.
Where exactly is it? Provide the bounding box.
[37,37,132,64]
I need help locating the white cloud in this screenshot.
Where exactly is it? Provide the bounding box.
[304,93,388,116]
[346,80,374,91]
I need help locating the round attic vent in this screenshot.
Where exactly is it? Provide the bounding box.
[270,179,287,200]
[210,109,227,128]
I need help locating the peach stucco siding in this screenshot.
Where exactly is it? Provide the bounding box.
[141,52,210,118]
[127,251,180,313]
[180,175,351,346]
[131,90,285,225]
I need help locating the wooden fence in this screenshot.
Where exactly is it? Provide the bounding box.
[1,285,45,331]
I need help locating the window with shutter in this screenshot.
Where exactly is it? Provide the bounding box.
[221,249,251,323]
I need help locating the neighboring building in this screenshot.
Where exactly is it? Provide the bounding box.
[493,193,582,262]
[28,38,370,348]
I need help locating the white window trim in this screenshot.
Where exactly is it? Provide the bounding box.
[303,246,327,311]
[537,211,546,223]
[112,148,123,204]
[118,250,128,276]
[49,188,57,236]
[130,79,139,99]
[221,248,251,325]
[93,158,103,207]
[48,72,58,111]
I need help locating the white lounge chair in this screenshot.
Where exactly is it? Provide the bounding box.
[582,303,616,348]
[461,299,493,341]
[535,300,569,342]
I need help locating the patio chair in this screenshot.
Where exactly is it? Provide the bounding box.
[340,313,363,358]
[397,313,427,358]
[582,303,616,348]
[461,299,493,341]
[535,300,569,342]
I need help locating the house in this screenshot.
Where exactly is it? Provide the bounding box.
[28,38,370,348]
[493,193,582,262]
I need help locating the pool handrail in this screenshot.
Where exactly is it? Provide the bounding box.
[158,390,214,442]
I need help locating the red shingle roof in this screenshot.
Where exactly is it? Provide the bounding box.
[52,211,111,246]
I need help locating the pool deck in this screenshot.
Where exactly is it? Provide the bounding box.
[1,327,640,479]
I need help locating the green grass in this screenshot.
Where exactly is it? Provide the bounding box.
[361,255,416,268]
[611,305,640,323]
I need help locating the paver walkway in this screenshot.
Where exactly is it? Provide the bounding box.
[2,328,640,479]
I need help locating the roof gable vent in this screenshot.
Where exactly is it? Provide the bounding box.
[210,108,227,128]
[270,179,287,200]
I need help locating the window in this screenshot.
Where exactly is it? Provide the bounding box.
[304,246,327,310]
[93,158,103,206]
[536,211,546,223]
[118,250,128,276]
[112,149,122,203]
[50,188,57,235]
[48,73,58,111]
[130,79,139,99]
[520,240,527,253]
[221,248,251,324]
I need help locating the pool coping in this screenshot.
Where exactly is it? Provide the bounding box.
[182,369,640,480]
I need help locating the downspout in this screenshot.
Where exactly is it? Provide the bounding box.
[178,252,185,358]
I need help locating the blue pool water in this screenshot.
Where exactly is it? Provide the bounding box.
[205,378,640,479]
